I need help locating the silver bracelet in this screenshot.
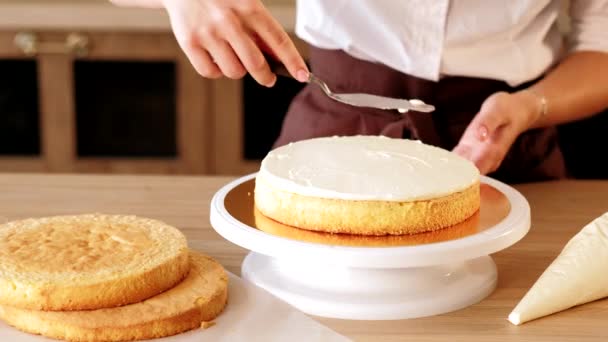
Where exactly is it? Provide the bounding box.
[524,89,548,122]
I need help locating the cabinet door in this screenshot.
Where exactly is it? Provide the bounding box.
[0,31,44,171]
[75,32,211,174]
[2,30,210,174]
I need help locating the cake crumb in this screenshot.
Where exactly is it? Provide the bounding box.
[200,321,216,329]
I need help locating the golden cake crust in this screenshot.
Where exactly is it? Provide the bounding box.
[255,177,480,235]
[0,251,228,342]
[253,207,481,246]
[0,214,190,311]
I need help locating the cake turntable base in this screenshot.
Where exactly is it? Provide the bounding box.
[211,174,530,320]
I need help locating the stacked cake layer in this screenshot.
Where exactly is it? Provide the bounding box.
[0,214,227,341]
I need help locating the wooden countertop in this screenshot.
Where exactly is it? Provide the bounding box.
[0,173,606,341]
[0,1,296,32]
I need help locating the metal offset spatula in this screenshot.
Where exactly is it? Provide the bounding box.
[270,60,435,115]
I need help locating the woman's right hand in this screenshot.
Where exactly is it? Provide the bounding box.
[160,0,309,87]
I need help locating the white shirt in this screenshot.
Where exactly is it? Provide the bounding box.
[295,0,608,86]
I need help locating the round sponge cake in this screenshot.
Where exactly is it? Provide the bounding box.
[0,251,228,342]
[0,214,190,311]
[255,136,480,235]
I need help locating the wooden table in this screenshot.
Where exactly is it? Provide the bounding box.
[0,174,606,341]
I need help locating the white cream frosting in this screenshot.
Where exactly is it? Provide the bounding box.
[258,135,480,201]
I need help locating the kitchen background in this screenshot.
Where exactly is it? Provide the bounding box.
[0,0,605,178]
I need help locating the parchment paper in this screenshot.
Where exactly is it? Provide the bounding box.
[0,272,350,342]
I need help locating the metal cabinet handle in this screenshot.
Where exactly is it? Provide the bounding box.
[14,32,90,57]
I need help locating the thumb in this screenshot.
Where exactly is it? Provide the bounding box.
[472,92,510,141]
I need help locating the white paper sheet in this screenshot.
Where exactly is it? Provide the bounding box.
[0,272,350,342]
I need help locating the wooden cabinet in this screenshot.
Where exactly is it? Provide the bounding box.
[0,30,210,174]
[0,2,304,175]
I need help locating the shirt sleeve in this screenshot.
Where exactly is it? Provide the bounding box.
[568,0,608,52]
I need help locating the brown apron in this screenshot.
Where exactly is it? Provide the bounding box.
[274,47,566,183]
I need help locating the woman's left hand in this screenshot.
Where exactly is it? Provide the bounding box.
[453,91,542,174]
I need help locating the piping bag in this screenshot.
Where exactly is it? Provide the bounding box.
[509,212,608,325]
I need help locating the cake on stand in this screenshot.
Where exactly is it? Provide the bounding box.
[210,173,530,320]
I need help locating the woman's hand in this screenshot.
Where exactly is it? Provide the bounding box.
[159,0,309,86]
[453,91,542,174]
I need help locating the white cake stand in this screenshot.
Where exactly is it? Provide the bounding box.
[210,173,530,320]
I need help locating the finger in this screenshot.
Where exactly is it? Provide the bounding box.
[452,143,472,160]
[453,142,492,174]
[454,136,504,174]
[181,44,222,79]
[248,11,309,82]
[471,111,507,142]
[205,39,247,79]
[224,21,276,87]
[473,94,510,141]
[166,10,221,79]
[489,160,502,174]
[199,17,247,80]
[468,144,498,175]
